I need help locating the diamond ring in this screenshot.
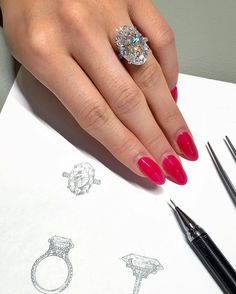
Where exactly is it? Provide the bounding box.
[31,236,74,294]
[63,162,101,196]
[115,25,149,65]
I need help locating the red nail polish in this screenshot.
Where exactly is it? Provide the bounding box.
[162,155,187,185]
[171,86,178,102]
[137,156,166,185]
[177,131,199,161]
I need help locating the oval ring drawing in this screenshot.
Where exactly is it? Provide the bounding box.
[63,162,101,196]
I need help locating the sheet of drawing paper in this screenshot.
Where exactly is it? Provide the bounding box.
[0,67,236,294]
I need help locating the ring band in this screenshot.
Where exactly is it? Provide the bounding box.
[115,25,149,65]
[31,236,74,294]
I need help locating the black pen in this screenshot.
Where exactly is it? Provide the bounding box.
[170,200,236,294]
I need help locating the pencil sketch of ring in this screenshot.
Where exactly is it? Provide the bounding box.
[122,253,163,294]
[63,162,101,196]
[31,236,74,294]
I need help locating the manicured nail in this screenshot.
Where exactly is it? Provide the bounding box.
[162,154,187,185]
[137,156,166,185]
[171,86,178,102]
[177,131,199,161]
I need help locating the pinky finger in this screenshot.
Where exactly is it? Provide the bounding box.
[129,0,179,101]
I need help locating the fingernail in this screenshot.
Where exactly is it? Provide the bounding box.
[162,154,187,185]
[137,156,166,185]
[177,131,199,161]
[171,86,178,102]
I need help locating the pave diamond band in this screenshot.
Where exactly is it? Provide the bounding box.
[31,236,74,294]
[115,25,149,65]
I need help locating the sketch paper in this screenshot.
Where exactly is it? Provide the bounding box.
[0,67,236,293]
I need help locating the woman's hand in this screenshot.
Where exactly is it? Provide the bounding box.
[0,0,198,185]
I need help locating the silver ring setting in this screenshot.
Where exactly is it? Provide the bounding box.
[31,236,74,294]
[115,25,149,65]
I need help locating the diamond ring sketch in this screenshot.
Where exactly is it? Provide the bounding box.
[115,25,149,65]
[31,236,74,294]
[122,254,163,294]
[63,162,101,196]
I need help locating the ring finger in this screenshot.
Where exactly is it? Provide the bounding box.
[107,16,198,163]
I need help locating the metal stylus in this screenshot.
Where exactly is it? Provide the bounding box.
[170,200,236,294]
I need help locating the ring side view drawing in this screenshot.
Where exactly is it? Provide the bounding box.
[122,254,164,294]
[31,236,74,294]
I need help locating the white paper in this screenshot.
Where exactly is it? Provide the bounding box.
[0,67,236,294]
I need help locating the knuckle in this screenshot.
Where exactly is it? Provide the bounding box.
[158,24,175,47]
[114,137,138,156]
[58,2,80,23]
[138,62,162,88]
[145,133,163,150]
[27,23,54,59]
[115,85,142,114]
[163,111,181,128]
[80,102,111,132]
[58,2,87,35]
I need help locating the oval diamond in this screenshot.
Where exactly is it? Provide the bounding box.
[115,26,149,65]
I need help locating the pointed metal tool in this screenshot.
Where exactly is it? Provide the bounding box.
[224,136,236,162]
[206,141,236,205]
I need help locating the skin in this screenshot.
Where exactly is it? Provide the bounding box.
[0,0,195,181]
